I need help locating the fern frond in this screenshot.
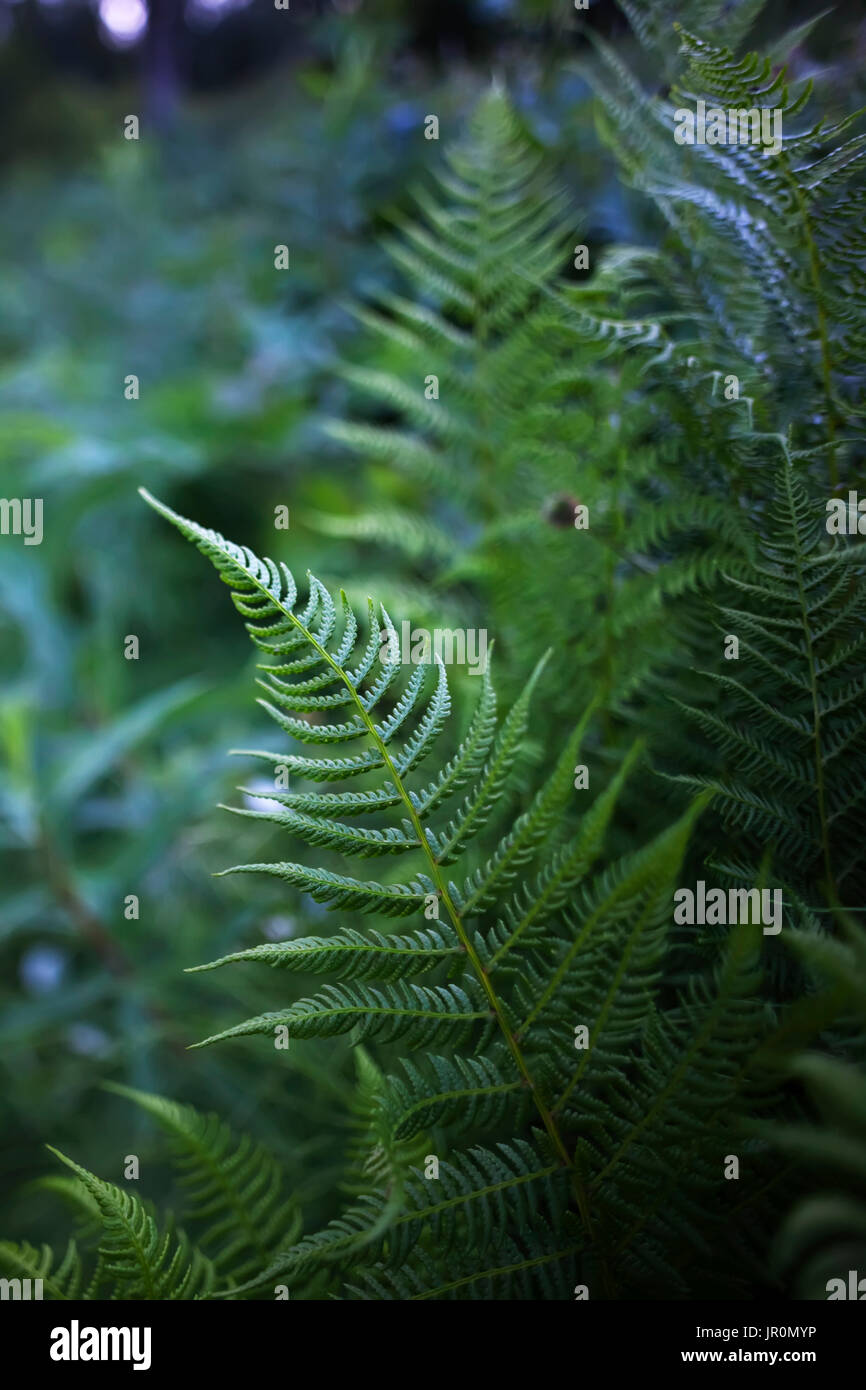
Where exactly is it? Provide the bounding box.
[767,915,866,1296]
[661,456,866,904]
[46,1148,215,1300]
[0,1238,83,1301]
[187,925,461,981]
[103,1085,300,1286]
[383,1048,525,1142]
[192,979,490,1049]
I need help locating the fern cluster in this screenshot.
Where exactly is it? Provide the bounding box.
[0,1085,299,1300]
[80,492,774,1300]
[6,1,865,1301]
[585,3,866,468]
[663,456,866,910]
[769,912,866,1300]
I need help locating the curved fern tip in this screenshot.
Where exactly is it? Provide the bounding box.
[139,488,184,528]
[100,1081,132,1099]
[45,1146,76,1171]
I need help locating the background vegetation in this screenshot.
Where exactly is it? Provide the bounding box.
[1,0,865,1299]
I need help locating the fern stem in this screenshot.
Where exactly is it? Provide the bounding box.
[41,828,186,1056]
[344,693,610,1277]
[41,830,130,978]
[778,448,838,899]
[600,443,625,734]
[591,922,755,1191]
[782,172,838,486]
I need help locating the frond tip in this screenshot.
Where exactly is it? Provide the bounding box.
[45,1147,215,1301]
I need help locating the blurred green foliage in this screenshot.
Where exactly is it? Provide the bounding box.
[0,6,613,1255]
[2,0,865,1298]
